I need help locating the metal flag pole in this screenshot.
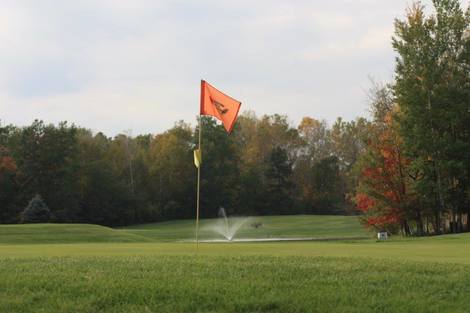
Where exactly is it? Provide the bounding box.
[195,114,202,250]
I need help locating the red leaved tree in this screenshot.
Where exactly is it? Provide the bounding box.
[354,85,416,235]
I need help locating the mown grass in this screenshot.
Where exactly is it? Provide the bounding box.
[121,215,368,241]
[2,232,470,264]
[1,255,469,313]
[0,223,150,244]
[1,217,470,312]
[0,215,368,244]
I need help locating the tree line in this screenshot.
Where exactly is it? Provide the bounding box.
[0,112,367,226]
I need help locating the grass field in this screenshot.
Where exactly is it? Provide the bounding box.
[0,223,150,244]
[120,215,368,241]
[1,215,470,313]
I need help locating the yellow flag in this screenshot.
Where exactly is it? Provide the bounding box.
[194,149,202,168]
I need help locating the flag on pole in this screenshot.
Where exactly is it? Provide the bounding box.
[194,80,241,248]
[200,80,242,133]
[194,149,201,168]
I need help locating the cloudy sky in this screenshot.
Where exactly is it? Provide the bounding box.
[0,0,468,136]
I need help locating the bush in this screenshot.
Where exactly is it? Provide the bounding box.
[22,194,51,223]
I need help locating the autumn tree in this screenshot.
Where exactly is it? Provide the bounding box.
[355,86,415,234]
[293,117,348,213]
[230,112,300,215]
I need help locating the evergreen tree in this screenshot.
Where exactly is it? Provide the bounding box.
[22,195,51,223]
[264,146,294,214]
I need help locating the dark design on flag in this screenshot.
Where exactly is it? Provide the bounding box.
[213,100,229,115]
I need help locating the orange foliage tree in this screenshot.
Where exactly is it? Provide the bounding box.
[355,88,416,235]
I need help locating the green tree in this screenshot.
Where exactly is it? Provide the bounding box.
[393,0,470,232]
[233,112,300,215]
[308,157,344,214]
[0,147,18,223]
[264,146,294,214]
[147,121,195,219]
[11,120,81,221]
[197,117,239,217]
[76,130,136,226]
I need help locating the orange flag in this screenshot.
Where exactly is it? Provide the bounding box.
[200,80,241,133]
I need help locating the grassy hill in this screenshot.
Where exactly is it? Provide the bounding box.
[121,215,369,241]
[0,215,367,244]
[0,224,150,244]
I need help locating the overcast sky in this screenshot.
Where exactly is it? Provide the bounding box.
[0,0,468,136]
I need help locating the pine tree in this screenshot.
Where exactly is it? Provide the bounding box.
[22,195,51,223]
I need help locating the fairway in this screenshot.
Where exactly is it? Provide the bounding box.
[2,233,470,264]
[2,255,470,313]
[1,216,470,312]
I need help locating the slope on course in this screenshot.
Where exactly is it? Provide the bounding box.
[0,223,150,244]
[121,215,369,241]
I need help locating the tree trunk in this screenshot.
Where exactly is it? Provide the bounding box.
[466,213,470,232]
[402,221,412,236]
[434,211,441,235]
[457,212,463,233]
[414,208,423,236]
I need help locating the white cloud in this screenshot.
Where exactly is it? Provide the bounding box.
[301,26,394,61]
[0,0,468,135]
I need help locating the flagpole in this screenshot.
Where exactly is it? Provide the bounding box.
[195,114,202,249]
